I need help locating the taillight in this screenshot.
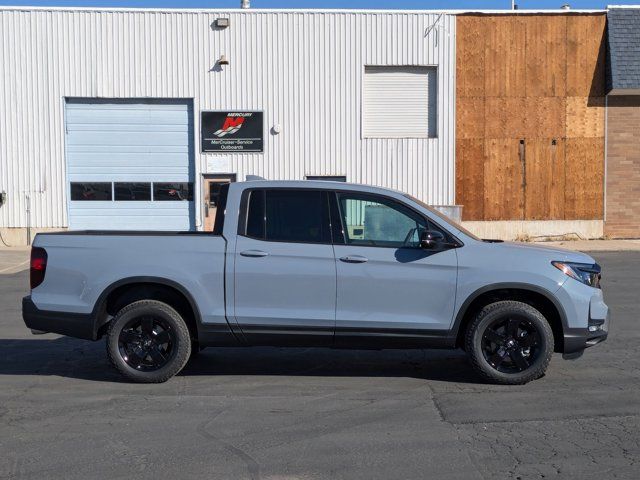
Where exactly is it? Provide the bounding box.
[30,247,47,289]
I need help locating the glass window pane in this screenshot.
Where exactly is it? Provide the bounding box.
[265,190,329,243]
[70,182,112,201]
[246,190,265,239]
[154,182,194,201]
[114,183,151,201]
[338,194,427,248]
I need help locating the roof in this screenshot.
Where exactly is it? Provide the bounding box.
[607,7,640,93]
[0,6,606,15]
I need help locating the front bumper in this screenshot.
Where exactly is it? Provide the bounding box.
[563,310,610,359]
[22,295,96,340]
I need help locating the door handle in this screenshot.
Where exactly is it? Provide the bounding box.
[339,255,368,264]
[240,250,269,258]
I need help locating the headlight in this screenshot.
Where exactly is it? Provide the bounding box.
[552,261,601,288]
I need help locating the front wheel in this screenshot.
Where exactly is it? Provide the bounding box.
[465,300,554,385]
[106,300,191,383]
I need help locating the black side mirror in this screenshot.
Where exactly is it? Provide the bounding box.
[420,230,446,249]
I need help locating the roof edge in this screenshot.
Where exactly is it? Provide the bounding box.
[0,6,607,15]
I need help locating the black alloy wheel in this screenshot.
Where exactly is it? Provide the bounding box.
[118,315,176,371]
[465,300,554,385]
[107,300,191,383]
[481,315,541,374]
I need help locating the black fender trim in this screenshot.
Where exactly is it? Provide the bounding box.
[449,282,570,349]
[92,276,240,346]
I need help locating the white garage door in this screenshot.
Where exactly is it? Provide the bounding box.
[65,99,195,230]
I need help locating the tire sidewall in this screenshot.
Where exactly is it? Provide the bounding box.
[468,302,554,384]
[107,300,191,383]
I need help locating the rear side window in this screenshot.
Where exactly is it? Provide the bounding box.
[244,189,330,244]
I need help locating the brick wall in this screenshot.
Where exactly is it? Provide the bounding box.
[606,96,640,238]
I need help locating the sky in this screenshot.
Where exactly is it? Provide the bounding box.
[0,0,638,10]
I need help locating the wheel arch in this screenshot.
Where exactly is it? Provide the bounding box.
[92,276,202,341]
[452,283,567,353]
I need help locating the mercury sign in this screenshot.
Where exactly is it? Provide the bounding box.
[201,111,264,153]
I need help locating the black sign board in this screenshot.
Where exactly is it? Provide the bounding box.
[201,111,263,153]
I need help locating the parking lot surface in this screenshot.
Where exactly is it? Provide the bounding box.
[1,252,639,479]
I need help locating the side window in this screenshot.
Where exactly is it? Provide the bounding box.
[243,189,330,243]
[337,193,428,248]
[264,190,330,243]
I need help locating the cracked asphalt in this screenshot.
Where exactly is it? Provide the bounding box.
[1,251,639,479]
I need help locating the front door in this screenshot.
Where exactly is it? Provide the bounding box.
[233,188,336,346]
[332,192,458,347]
[203,175,235,231]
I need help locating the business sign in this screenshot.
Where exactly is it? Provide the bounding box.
[201,111,263,153]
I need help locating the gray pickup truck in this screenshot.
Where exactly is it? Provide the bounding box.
[23,180,609,384]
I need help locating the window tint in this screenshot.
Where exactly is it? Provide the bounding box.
[70,182,112,201]
[154,182,193,201]
[246,190,265,239]
[337,193,427,248]
[114,182,151,201]
[262,190,330,243]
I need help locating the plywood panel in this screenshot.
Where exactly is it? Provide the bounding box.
[524,139,566,220]
[566,15,606,97]
[565,138,605,219]
[485,97,526,138]
[484,16,527,97]
[566,96,605,138]
[525,15,567,97]
[457,97,485,139]
[524,97,566,139]
[456,139,485,220]
[483,138,524,220]
[457,16,486,98]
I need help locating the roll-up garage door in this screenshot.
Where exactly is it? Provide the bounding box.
[65,99,195,230]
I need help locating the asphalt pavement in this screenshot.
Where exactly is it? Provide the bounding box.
[1,252,639,479]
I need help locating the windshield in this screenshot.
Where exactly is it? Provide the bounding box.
[403,194,480,241]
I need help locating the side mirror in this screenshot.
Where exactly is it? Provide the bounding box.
[420,230,446,249]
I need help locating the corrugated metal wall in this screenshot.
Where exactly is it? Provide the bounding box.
[0,7,455,229]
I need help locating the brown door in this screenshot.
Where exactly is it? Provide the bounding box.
[203,175,235,232]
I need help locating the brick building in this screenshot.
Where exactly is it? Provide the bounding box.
[606,7,640,239]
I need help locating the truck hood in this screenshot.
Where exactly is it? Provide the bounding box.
[492,241,596,264]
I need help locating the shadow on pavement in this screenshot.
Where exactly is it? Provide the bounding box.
[0,337,483,384]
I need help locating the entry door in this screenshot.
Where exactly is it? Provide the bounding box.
[333,192,458,344]
[233,189,336,346]
[203,175,235,231]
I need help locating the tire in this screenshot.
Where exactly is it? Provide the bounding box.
[106,300,191,383]
[465,300,554,385]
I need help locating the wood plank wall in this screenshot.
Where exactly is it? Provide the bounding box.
[455,14,606,221]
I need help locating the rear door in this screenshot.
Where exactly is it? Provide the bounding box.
[233,188,336,346]
[332,192,458,346]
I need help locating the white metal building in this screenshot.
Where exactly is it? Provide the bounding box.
[0,6,456,241]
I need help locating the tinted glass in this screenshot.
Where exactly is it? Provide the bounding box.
[338,193,427,248]
[114,183,151,201]
[154,182,194,201]
[246,190,265,238]
[264,190,329,243]
[70,182,112,201]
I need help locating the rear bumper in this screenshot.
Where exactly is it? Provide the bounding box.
[22,296,96,340]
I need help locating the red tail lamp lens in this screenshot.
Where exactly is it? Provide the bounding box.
[30,247,47,289]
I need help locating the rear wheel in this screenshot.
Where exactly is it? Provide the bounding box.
[465,300,554,385]
[106,300,191,383]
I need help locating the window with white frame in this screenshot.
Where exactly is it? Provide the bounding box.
[363,66,437,138]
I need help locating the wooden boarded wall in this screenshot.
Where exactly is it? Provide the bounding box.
[455,14,606,221]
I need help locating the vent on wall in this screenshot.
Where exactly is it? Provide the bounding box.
[363,66,437,139]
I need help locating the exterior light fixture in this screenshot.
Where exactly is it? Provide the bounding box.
[218,55,230,66]
[213,18,230,28]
